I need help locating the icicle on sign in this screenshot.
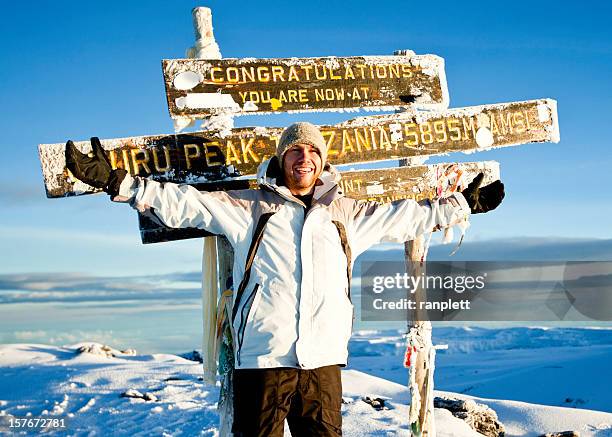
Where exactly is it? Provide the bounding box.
[162,55,449,117]
[38,99,558,199]
[138,161,500,244]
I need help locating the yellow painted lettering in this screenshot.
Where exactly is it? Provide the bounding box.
[354,128,372,152]
[315,88,325,102]
[389,64,401,78]
[278,90,288,103]
[210,67,223,82]
[298,89,308,102]
[184,144,200,170]
[490,112,500,135]
[323,131,337,157]
[204,142,223,167]
[240,138,259,164]
[341,129,355,156]
[130,149,151,174]
[462,117,476,140]
[344,65,355,80]
[151,146,171,172]
[301,65,313,80]
[355,64,367,79]
[287,89,298,102]
[329,67,341,80]
[288,66,300,81]
[524,109,532,130]
[256,66,270,82]
[226,67,239,83]
[247,91,260,103]
[109,150,119,170]
[379,127,392,150]
[241,66,255,83]
[375,65,388,79]
[420,122,434,144]
[433,120,447,142]
[314,65,327,80]
[369,127,379,150]
[121,149,132,173]
[513,112,526,133]
[401,65,413,78]
[271,65,285,82]
[225,141,242,165]
[404,123,419,147]
[500,111,513,135]
[447,118,461,141]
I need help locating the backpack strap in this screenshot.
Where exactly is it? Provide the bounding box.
[231,212,276,321]
[332,220,352,301]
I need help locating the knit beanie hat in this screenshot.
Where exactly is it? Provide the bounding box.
[276,122,327,166]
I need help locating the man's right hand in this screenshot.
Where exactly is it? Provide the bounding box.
[65,137,127,196]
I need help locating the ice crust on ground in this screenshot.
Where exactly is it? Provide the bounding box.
[0,327,611,436]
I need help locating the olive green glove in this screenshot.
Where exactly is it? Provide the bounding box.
[65,137,127,197]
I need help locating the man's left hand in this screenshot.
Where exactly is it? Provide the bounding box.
[461,173,505,214]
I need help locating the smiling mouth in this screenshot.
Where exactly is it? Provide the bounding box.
[294,167,314,175]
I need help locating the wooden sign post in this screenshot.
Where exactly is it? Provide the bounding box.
[39,99,557,199]
[182,9,236,437]
[162,55,449,117]
[36,6,560,436]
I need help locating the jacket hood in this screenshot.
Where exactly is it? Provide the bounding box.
[256,156,342,205]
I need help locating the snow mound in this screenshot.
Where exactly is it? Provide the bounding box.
[75,342,137,358]
[0,327,611,436]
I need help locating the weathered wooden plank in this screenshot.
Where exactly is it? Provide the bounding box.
[162,55,448,118]
[38,99,556,199]
[139,161,500,244]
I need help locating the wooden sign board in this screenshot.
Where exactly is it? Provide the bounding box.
[162,55,449,117]
[38,99,557,199]
[139,161,500,244]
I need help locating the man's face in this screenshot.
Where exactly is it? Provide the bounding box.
[282,143,323,195]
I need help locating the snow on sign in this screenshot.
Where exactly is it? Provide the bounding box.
[139,161,500,244]
[162,55,449,117]
[38,99,558,198]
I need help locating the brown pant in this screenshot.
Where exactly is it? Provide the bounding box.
[232,365,343,437]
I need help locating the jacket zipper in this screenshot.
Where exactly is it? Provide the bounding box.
[236,283,260,366]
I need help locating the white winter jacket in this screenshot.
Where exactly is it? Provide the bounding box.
[118,158,471,369]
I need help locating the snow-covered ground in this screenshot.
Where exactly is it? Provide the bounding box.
[0,327,610,436]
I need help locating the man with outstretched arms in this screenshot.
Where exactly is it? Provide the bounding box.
[66,122,504,437]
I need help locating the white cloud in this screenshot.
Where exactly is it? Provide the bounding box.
[11,329,127,348]
[14,330,48,340]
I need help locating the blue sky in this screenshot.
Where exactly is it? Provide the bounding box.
[0,1,612,274]
[1,0,612,352]
[1,0,612,275]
